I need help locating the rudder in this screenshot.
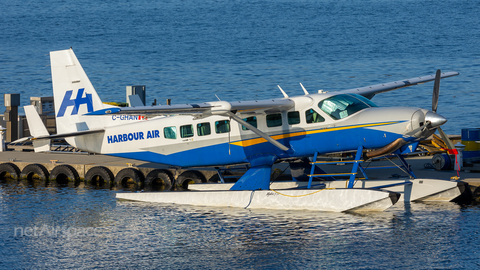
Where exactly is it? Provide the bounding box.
[50,49,111,133]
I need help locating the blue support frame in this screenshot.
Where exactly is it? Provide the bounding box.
[307,146,365,189]
[395,153,417,179]
[357,164,369,180]
[347,145,363,188]
[303,146,417,191]
[307,152,319,188]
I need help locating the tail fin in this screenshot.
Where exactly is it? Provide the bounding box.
[50,49,109,133]
[24,105,50,152]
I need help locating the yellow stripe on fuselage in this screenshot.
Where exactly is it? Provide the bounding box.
[230,121,400,148]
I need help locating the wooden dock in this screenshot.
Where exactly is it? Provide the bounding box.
[0,150,219,190]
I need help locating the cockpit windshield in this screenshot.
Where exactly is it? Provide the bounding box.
[318,94,377,120]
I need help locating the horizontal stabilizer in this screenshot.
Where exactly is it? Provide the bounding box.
[34,129,105,140]
[11,137,32,143]
[12,129,105,149]
[23,105,104,141]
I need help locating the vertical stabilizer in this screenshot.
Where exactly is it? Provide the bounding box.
[50,49,110,133]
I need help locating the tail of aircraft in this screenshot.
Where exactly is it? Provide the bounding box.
[24,105,51,152]
[50,49,114,134]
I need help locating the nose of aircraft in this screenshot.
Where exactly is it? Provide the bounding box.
[425,111,447,129]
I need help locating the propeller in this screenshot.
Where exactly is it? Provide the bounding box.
[432,69,441,113]
[423,70,447,131]
[429,69,455,149]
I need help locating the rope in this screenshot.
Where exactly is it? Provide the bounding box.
[244,190,255,209]
[269,188,336,198]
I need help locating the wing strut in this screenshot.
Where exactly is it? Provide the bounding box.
[225,112,289,151]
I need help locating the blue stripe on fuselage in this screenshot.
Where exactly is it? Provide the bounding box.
[106,125,415,167]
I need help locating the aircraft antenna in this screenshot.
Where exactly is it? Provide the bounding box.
[300,83,309,95]
[277,85,289,98]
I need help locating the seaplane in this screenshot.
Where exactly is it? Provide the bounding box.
[21,48,466,212]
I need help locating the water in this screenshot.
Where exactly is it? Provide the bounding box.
[1,0,480,134]
[1,0,480,268]
[1,180,480,269]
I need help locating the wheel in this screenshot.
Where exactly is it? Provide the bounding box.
[145,169,172,191]
[176,170,205,190]
[20,164,49,181]
[431,153,452,171]
[114,168,144,188]
[0,163,21,180]
[50,165,80,184]
[85,166,114,187]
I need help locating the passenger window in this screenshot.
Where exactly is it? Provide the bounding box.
[164,126,177,139]
[305,108,325,124]
[242,116,258,131]
[197,122,211,136]
[215,120,230,134]
[288,111,300,125]
[180,125,194,138]
[266,113,282,127]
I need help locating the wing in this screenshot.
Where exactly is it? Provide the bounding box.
[85,98,295,117]
[342,71,459,99]
[86,71,458,116]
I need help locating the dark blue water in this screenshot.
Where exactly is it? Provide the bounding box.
[1,0,480,134]
[1,180,480,269]
[2,0,480,268]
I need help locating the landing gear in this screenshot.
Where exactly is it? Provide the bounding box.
[307,146,365,189]
[305,146,417,188]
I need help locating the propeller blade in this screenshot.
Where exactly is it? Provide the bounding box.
[437,127,455,150]
[432,69,441,112]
